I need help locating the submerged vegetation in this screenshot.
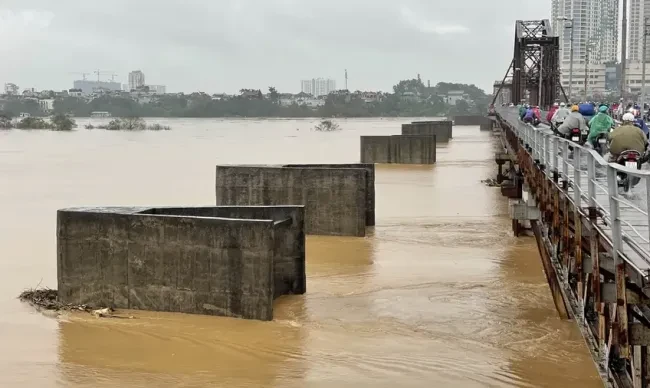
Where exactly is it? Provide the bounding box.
[85,117,171,131]
[313,120,341,131]
[3,114,78,130]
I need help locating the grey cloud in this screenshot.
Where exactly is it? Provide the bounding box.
[0,0,549,93]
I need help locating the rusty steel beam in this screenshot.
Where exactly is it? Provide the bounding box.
[502,20,562,108]
[493,112,650,387]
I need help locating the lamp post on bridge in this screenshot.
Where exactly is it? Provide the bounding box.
[557,17,574,102]
[641,18,650,106]
[584,40,597,101]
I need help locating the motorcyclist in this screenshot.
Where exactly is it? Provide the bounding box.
[578,101,596,122]
[609,112,648,162]
[519,104,528,120]
[523,106,535,123]
[557,105,588,137]
[546,102,559,123]
[632,108,650,137]
[532,106,542,120]
[587,105,614,146]
[551,102,570,129]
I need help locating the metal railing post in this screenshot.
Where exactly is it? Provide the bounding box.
[552,136,558,172]
[646,177,650,253]
[562,141,569,180]
[587,152,596,208]
[607,166,623,258]
[573,147,581,208]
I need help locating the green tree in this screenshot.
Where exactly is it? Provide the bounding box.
[51,114,76,131]
[268,87,279,104]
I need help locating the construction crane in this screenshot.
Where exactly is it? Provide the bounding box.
[94,70,117,82]
[69,72,90,81]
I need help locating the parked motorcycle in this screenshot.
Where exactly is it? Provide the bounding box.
[616,150,642,193]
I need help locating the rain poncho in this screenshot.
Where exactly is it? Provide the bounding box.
[587,113,614,143]
[557,112,588,136]
[609,124,648,157]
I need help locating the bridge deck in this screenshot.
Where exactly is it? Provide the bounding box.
[500,108,650,274]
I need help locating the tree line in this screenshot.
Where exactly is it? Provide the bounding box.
[1,80,490,118]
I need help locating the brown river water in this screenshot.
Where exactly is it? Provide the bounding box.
[0,118,602,387]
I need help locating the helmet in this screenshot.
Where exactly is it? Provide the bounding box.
[599,105,608,113]
[560,102,566,107]
[622,112,636,122]
[571,105,579,112]
[553,102,559,107]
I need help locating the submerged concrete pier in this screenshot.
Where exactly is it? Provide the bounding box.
[454,115,491,129]
[215,164,375,237]
[402,120,452,141]
[57,205,306,321]
[360,135,436,164]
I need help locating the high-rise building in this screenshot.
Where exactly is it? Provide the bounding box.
[128,70,145,91]
[629,0,650,63]
[551,0,618,95]
[73,80,122,95]
[300,78,336,97]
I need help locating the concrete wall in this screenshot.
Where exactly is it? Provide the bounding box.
[453,115,491,126]
[215,164,373,237]
[284,164,375,227]
[57,205,306,321]
[403,120,452,141]
[360,135,436,165]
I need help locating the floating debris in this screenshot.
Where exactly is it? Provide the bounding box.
[313,120,341,132]
[481,178,501,187]
[18,288,92,312]
[18,287,134,319]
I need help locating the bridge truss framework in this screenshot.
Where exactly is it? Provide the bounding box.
[493,20,566,108]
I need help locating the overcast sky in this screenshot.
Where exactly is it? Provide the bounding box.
[0,1,550,94]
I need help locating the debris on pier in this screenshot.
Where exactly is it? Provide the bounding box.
[18,287,133,319]
[481,178,500,187]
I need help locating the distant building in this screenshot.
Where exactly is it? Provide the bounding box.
[73,80,121,95]
[4,83,18,95]
[38,99,55,112]
[148,85,166,94]
[128,70,145,91]
[492,80,512,105]
[68,88,83,97]
[301,78,336,97]
[444,90,468,105]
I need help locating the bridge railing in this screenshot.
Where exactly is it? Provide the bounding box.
[508,109,650,272]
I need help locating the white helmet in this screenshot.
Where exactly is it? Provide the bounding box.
[560,102,566,107]
[553,102,559,106]
[622,112,636,122]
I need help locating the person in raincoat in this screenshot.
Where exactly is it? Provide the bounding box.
[519,104,528,120]
[587,105,614,146]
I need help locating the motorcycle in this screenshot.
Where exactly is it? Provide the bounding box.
[532,117,541,127]
[567,128,584,145]
[616,150,642,193]
[551,120,563,135]
[594,132,609,156]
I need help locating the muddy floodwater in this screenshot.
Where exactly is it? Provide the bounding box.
[0,118,603,387]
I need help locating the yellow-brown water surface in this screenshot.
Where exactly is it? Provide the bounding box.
[0,118,602,387]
